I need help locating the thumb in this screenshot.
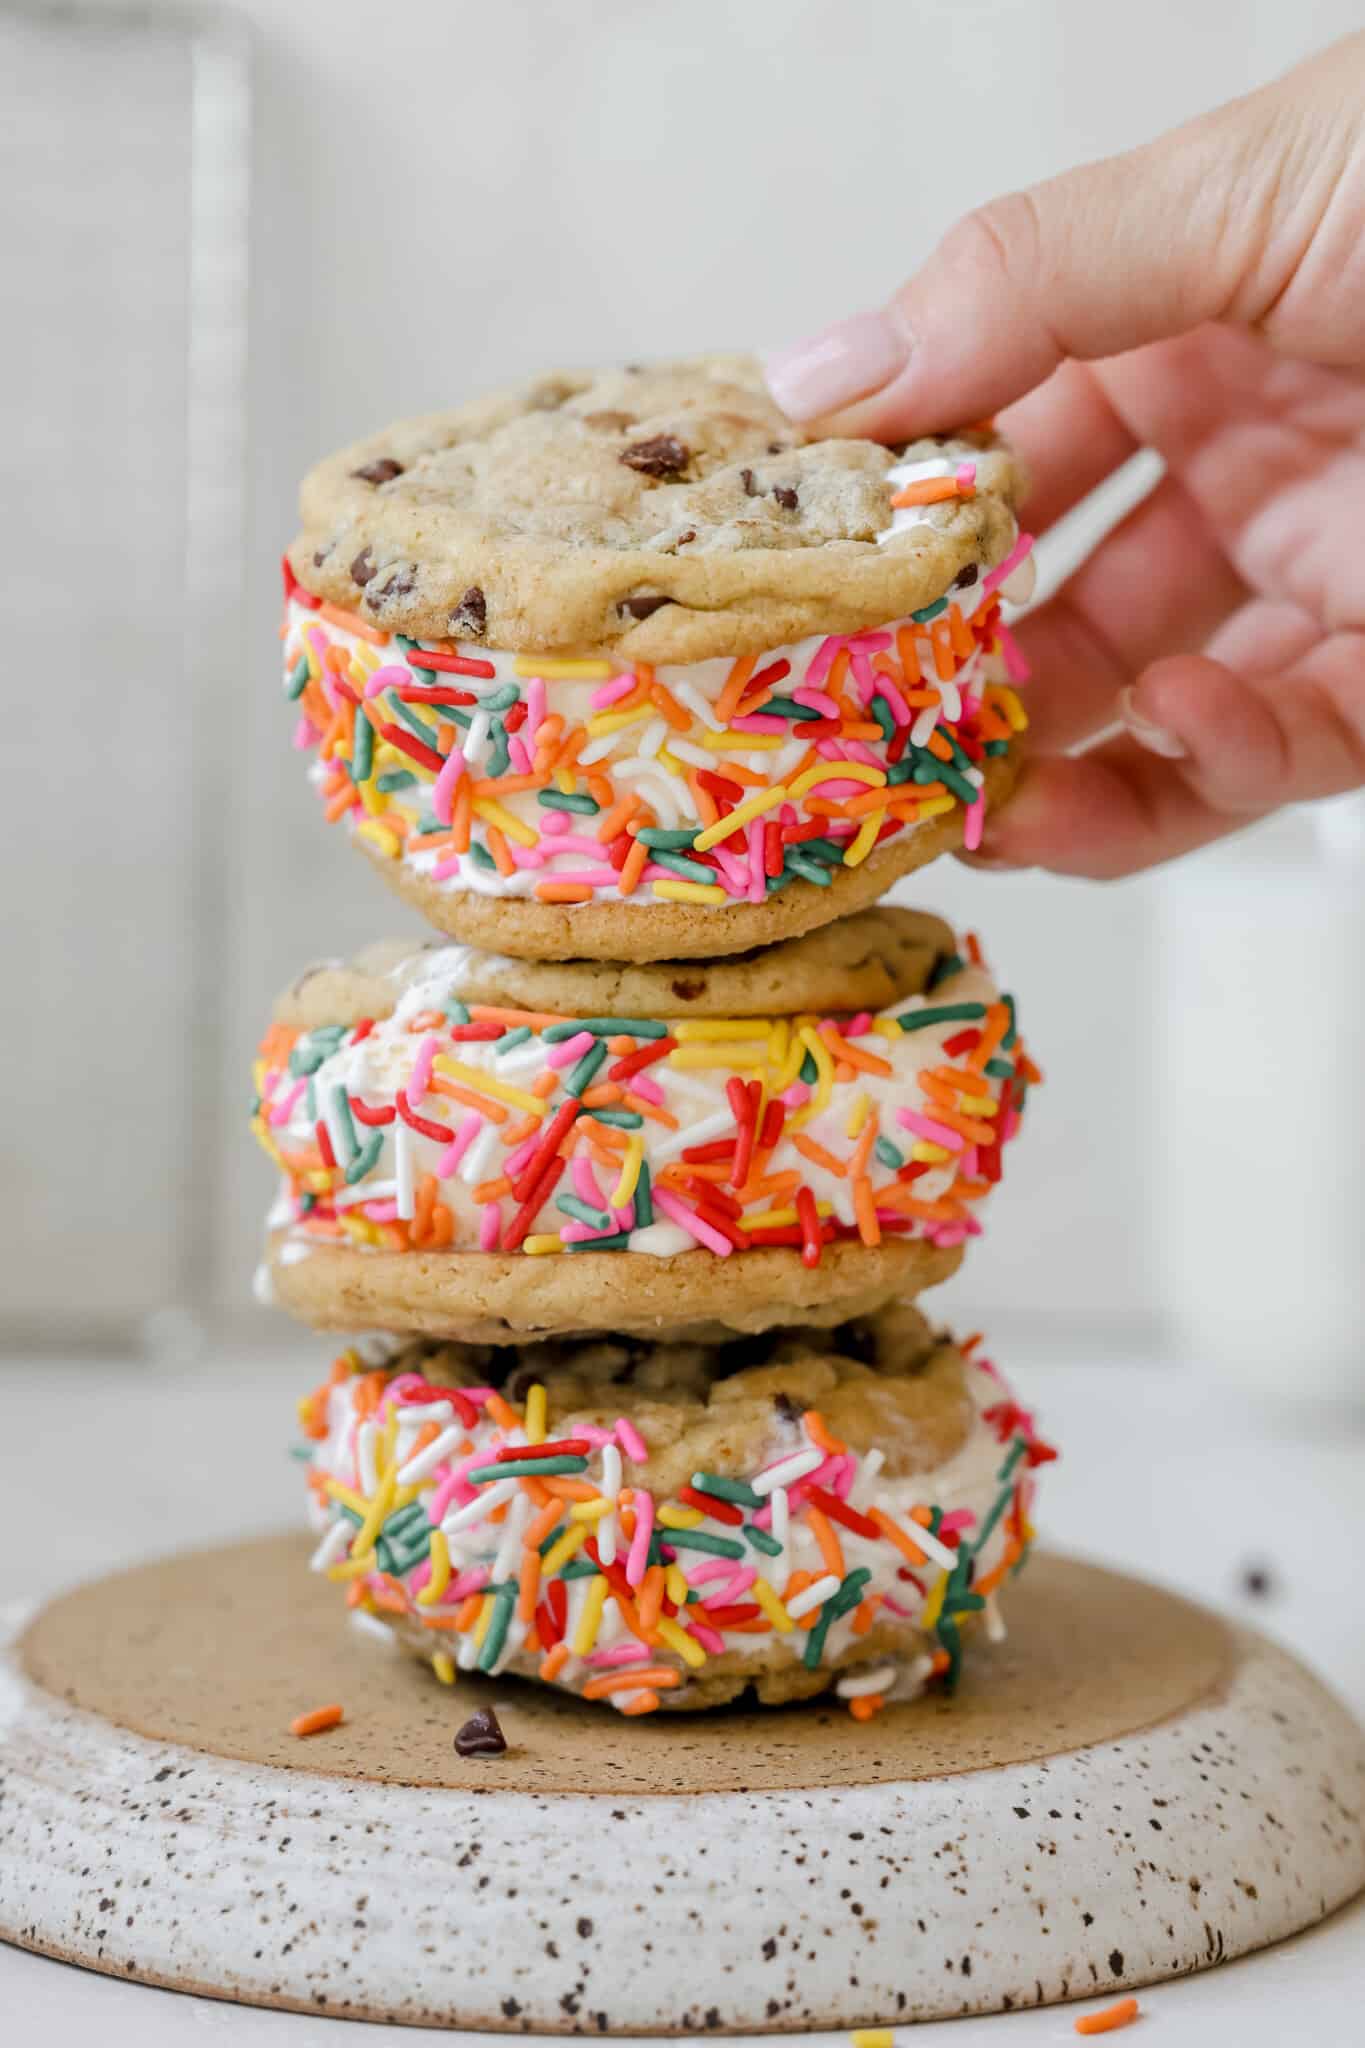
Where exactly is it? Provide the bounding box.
[764,41,1360,440]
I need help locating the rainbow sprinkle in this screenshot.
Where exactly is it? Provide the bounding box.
[252,939,1038,1263]
[279,537,1032,912]
[298,1335,1056,1715]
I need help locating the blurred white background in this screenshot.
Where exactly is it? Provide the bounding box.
[3,0,1363,1381]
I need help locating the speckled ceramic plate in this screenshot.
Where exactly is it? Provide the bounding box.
[1,1536,1361,2032]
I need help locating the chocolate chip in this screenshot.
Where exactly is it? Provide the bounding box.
[954,562,979,588]
[454,1706,507,1757]
[739,468,757,496]
[351,457,404,485]
[370,565,415,605]
[674,529,696,547]
[773,485,799,511]
[619,594,675,620]
[449,585,487,638]
[669,977,706,1001]
[349,547,376,585]
[773,1391,802,1423]
[620,435,689,478]
[312,547,331,568]
[766,441,787,455]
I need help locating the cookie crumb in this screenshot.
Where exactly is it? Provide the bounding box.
[352,457,404,484]
[455,1705,507,1757]
[289,1703,345,1738]
[620,434,689,478]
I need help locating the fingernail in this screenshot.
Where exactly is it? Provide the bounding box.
[764,310,909,421]
[1118,684,1187,760]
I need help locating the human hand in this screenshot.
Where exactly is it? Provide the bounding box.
[765,37,1365,877]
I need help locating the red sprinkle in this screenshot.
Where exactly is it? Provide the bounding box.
[494,1438,591,1462]
[796,1186,822,1268]
[502,1153,565,1252]
[314,1119,336,1169]
[349,1094,397,1127]
[608,1037,676,1084]
[804,1485,880,1541]
[396,1092,455,1143]
[678,1484,743,1525]
[403,647,497,678]
[376,720,445,774]
[513,1100,579,1202]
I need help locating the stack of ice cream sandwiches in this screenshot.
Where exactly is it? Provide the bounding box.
[252,354,1053,1720]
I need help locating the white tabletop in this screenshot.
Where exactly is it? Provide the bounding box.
[2,1340,1362,2042]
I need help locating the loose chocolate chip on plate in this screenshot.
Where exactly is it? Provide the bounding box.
[449,585,487,638]
[619,594,675,620]
[455,1706,507,1758]
[351,457,404,485]
[620,435,689,478]
[349,547,376,585]
[773,485,799,511]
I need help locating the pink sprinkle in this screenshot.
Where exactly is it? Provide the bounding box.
[292,714,320,750]
[408,1033,439,1102]
[449,1565,492,1600]
[996,620,1031,683]
[686,1619,726,1655]
[729,713,787,734]
[305,624,329,662]
[547,1029,595,1069]
[881,1593,918,1618]
[612,1200,636,1234]
[963,793,985,851]
[267,1077,307,1127]
[560,1219,619,1243]
[750,1502,773,1531]
[542,866,618,887]
[686,1559,735,1586]
[847,630,893,654]
[541,810,571,834]
[806,775,877,800]
[793,685,840,717]
[544,832,606,859]
[504,1132,540,1179]
[980,530,1034,598]
[626,1489,654,1586]
[939,1509,977,1533]
[628,1074,664,1106]
[432,746,466,826]
[408,1558,433,1594]
[615,1416,648,1465]
[955,460,977,491]
[804,636,844,689]
[363,1200,399,1222]
[589,1643,653,1668]
[781,1081,811,1110]
[652,1187,733,1257]
[572,1156,607,1207]
[430,854,466,882]
[746,819,766,904]
[574,1424,616,1448]
[842,1011,873,1037]
[507,844,550,870]
[525,676,546,746]
[847,644,875,693]
[871,671,911,725]
[427,1472,462,1523]
[508,736,532,775]
[962,1144,978,1177]
[702,1567,757,1606]
[929,1223,971,1248]
[710,845,751,897]
[436,1111,483,1179]
[478,1202,501,1250]
[1001,1105,1021,1141]
[897,1108,966,1151]
[590,671,637,709]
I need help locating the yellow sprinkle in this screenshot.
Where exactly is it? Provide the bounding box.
[843,809,886,867]
[868,1016,902,1040]
[667,1045,768,1070]
[568,1496,614,1523]
[431,1651,456,1685]
[911,1141,952,1165]
[352,1464,397,1556]
[987,682,1029,732]
[326,1548,377,1582]
[752,1579,795,1634]
[958,1094,997,1117]
[586,705,652,737]
[788,759,884,798]
[524,1383,548,1445]
[700,729,787,751]
[542,1524,589,1577]
[523,1233,564,1255]
[740,1206,798,1232]
[417,1529,452,1606]
[658,1505,705,1530]
[357,776,387,817]
[651,879,727,905]
[665,1564,690,1607]
[767,1016,790,1075]
[472,797,537,847]
[434,1056,547,1115]
[691,783,788,851]
[846,1090,871,1141]
[655,1615,706,1667]
[353,819,401,859]
[610,1132,644,1208]
[321,1476,369,1518]
[514,656,614,679]
[471,1592,495,1650]
[672,1019,772,1041]
[851,2031,894,2048]
[798,1023,835,1110]
[656,746,687,777]
[340,1212,384,1246]
[920,1571,949,1633]
[572,1573,609,1656]
[916,794,957,821]
[555,766,577,796]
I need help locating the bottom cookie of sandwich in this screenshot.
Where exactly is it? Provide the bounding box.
[298,1301,1055,1716]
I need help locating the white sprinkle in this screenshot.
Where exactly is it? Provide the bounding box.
[456,1627,483,1671]
[769,1486,790,1578]
[665,735,716,772]
[651,1108,734,1166]
[600,1443,622,1501]
[871,1505,958,1573]
[670,677,721,732]
[309,1521,352,1573]
[636,716,668,760]
[910,701,940,747]
[1000,553,1037,605]
[627,1220,694,1257]
[937,678,962,722]
[597,1510,618,1567]
[332,1176,397,1211]
[463,709,490,768]
[836,1663,897,1699]
[322,1083,351,1168]
[394,1117,416,1221]
[849,1448,884,1509]
[752,1447,824,1496]
[786,1573,841,1621]
[356,1420,380,1496]
[460,1121,502,1189]
[983,1594,1007,1644]
[491,1491,529,1582]
[350,1610,396,1647]
[395,1400,453,1426]
[578,732,620,766]
[442,1476,519,1532]
[396,1423,463,1487]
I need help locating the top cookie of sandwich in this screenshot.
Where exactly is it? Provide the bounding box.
[289,354,1023,661]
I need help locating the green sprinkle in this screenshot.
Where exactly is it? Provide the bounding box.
[785,852,832,887]
[997,1436,1028,1487]
[691,1473,762,1507]
[538,789,598,813]
[444,997,470,1026]
[415,812,445,834]
[469,1455,589,1482]
[565,1230,630,1253]
[482,684,520,714]
[586,1106,644,1129]
[937,763,979,805]
[559,1557,601,1580]
[874,1136,904,1171]
[477,1582,518,1671]
[887,758,917,785]
[1002,993,1018,1049]
[893,1001,987,1032]
[928,952,964,991]
[802,1570,870,1669]
[304,1078,317,1121]
[469,841,497,870]
[798,836,847,866]
[557,1192,613,1232]
[636,827,702,849]
[287,1443,314,1462]
[330,1085,358,1162]
[286,654,310,699]
[344,1131,384,1184]
[763,695,821,722]
[659,1528,746,1560]
[984,1057,1013,1079]
[651,849,717,885]
[375,769,418,795]
[869,696,896,742]
[634,1161,654,1229]
[485,724,511,779]
[798,1049,818,1085]
[388,696,442,748]
[566,1041,608,1097]
[911,596,948,623]
[983,738,1011,756]
[495,1026,533,1054]
[543,1016,664,1042]
[351,705,375,781]
[743,1524,784,1558]
[935,1612,963,1690]
[395,635,420,651]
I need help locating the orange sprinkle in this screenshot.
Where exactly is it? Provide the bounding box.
[790,1133,847,1179]
[620,1689,662,1716]
[595,792,642,844]
[290,1703,345,1738]
[848,1693,885,1721]
[648,679,691,732]
[818,1026,893,1078]
[452,778,472,853]
[540,1642,572,1682]
[802,1410,846,1457]
[470,773,548,798]
[890,477,960,508]
[581,1668,682,1700]
[617,836,650,896]
[536,881,594,904]
[968,1002,1011,1071]
[525,1500,565,1550]
[427,1075,509,1124]
[473,1175,513,1204]
[850,1593,882,1636]
[1074,1998,1140,2037]
[853,1176,881,1247]
[485,824,515,877]
[868,1506,927,1568]
[930,618,958,680]
[485,1390,520,1430]
[805,1505,846,1580]
[318,600,388,644]
[517,1548,541,1623]
[715,654,758,725]
[638,1564,665,1633]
